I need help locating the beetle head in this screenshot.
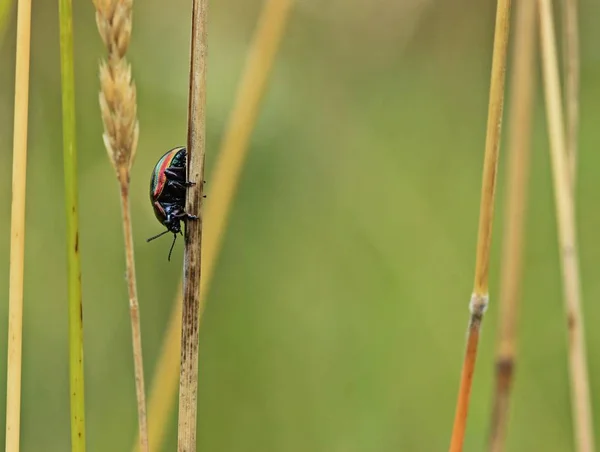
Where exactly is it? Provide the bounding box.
[147,204,185,261]
[164,216,182,235]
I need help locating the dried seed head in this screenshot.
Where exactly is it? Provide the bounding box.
[94,0,139,178]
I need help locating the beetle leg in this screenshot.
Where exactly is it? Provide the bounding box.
[170,180,194,190]
[173,211,199,221]
[165,169,204,188]
[163,167,188,182]
[164,167,184,177]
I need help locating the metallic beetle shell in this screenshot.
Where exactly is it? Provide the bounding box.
[149,146,187,226]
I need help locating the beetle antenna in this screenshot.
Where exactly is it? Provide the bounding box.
[146,229,170,242]
[167,233,177,261]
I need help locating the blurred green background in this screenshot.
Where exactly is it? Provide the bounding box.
[1,0,600,450]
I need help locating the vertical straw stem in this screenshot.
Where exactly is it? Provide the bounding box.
[488,0,537,450]
[5,0,32,450]
[537,1,595,451]
[177,0,208,449]
[560,0,579,184]
[59,0,87,449]
[448,1,512,451]
[140,1,294,450]
[118,171,148,452]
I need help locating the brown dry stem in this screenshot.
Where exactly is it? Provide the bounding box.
[137,1,294,451]
[177,0,208,450]
[448,0,512,450]
[5,0,32,450]
[488,0,537,450]
[538,1,595,451]
[93,0,147,451]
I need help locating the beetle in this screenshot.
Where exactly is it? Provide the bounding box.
[146,146,202,261]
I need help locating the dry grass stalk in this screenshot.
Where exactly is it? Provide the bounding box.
[138,1,294,450]
[537,1,595,451]
[93,1,148,451]
[5,0,32,450]
[177,0,208,449]
[560,0,579,184]
[448,0,512,450]
[487,0,537,450]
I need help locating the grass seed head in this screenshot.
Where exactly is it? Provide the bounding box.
[94,0,139,177]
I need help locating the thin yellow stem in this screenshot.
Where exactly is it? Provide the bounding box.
[537,1,595,451]
[139,1,294,450]
[561,0,579,184]
[93,0,145,449]
[472,0,512,297]
[449,0,512,450]
[488,0,537,450]
[5,0,32,450]
[119,173,149,452]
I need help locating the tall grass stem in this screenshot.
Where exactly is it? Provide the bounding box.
[140,1,294,450]
[177,0,208,449]
[92,0,147,449]
[58,0,87,449]
[448,0,512,450]
[119,175,149,452]
[538,1,595,450]
[560,0,579,184]
[5,0,31,450]
[487,0,536,449]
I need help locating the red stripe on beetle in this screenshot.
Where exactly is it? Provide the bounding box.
[153,200,166,220]
[153,150,179,198]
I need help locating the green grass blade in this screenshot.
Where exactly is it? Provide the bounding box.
[58,0,86,450]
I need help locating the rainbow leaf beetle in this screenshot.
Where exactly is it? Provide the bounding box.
[146,146,204,261]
